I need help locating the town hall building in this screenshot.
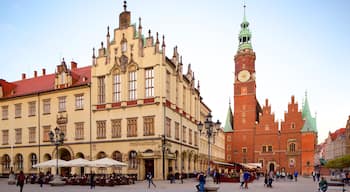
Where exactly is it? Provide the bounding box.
[224,7,318,176]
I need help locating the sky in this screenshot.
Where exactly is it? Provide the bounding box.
[1,0,349,144]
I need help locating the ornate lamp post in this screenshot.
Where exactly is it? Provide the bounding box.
[197,112,221,180]
[49,127,65,186]
[159,134,171,180]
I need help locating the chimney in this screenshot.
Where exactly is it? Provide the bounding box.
[22,73,26,80]
[71,61,77,70]
[42,68,46,76]
[34,70,37,78]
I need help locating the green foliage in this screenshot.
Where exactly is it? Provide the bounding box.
[325,154,350,169]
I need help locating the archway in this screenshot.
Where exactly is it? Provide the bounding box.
[76,152,85,176]
[58,148,71,176]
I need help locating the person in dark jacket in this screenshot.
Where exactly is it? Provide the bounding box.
[17,171,25,192]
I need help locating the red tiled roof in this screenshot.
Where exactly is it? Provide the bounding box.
[330,128,345,141]
[0,66,91,98]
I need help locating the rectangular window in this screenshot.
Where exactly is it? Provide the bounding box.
[166,70,170,99]
[145,68,154,98]
[28,101,36,116]
[227,144,232,151]
[175,122,180,140]
[194,131,198,146]
[28,127,36,143]
[2,105,8,120]
[98,76,106,104]
[96,120,106,139]
[242,147,247,153]
[75,122,84,140]
[166,117,171,138]
[227,135,232,142]
[113,74,121,102]
[268,145,273,152]
[128,71,137,100]
[189,129,193,145]
[15,128,22,144]
[58,96,66,112]
[75,94,84,110]
[2,130,9,145]
[143,116,154,136]
[43,99,50,114]
[15,103,22,118]
[182,126,186,143]
[43,126,51,142]
[111,119,122,138]
[127,118,137,137]
[262,146,267,152]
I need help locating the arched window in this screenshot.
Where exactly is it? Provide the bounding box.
[16,154,23,170]
[112,151,122,162]
[289,143,296,152]
[30,153,37,168]
[129,151,137,169]
[2,154,11,170]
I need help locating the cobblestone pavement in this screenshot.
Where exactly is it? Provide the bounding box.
[1,176,348,192]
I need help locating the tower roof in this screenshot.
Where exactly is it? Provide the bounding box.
[223,104,234,132]
[301,92,318,133]
[238,4,252,51]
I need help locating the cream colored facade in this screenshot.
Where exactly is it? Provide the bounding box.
[0,3,225,180]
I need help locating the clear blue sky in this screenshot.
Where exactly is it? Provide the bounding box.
[1,0,349,143]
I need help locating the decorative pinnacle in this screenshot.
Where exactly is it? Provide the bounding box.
[243,4,247,21]
[92,48,95,58]
[107,26,110,37]
[148,29,151,37]
[138,17,142,29]
[162,35,165,47]
[123,1,127,11]
[156,32,159,44]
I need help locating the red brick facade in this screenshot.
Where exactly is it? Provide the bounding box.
[226,48,317,175]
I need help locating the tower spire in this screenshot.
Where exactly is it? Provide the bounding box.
[238,4,252,51]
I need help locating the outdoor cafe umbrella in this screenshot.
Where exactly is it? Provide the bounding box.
[33,159,69,168]
[89,157,127,167]
[66,158,92,167]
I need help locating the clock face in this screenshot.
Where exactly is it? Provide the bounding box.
[238,70,251,82]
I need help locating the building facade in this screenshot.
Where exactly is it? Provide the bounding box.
[0,3,225,180]
[224,7,318,176]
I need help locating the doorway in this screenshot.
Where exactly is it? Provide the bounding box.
[144,159,154,179]
[269,163,275,172]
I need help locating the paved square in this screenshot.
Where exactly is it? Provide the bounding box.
[1,176,348,192]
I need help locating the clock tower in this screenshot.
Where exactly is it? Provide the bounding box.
[232,5,259,163]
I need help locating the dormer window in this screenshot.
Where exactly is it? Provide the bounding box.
[60,73,65,84]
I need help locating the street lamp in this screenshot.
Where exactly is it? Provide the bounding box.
[159,134,171,180]
[48,127,65,186]
[197,112,221,179]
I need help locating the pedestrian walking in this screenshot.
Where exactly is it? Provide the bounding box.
[90,172,95,189]
[215,170,220,184]
[318,177,328,192]
[38,172,44,188]
[17,171,25,192]
[243,170,251,189]
[196,172,206,192]
[239,170,245,189]
[179,172,184,184]
[146,172,156,188]
[268,170,274,187]
[312,171,316,182]
[294,170,298,182]
[316,171,321,182]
